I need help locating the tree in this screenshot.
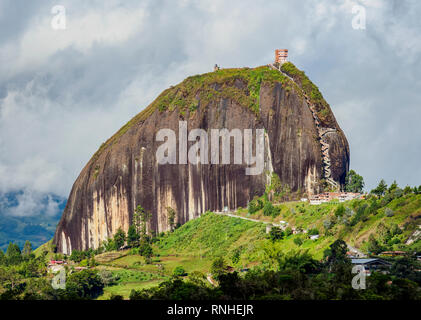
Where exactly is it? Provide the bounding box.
[323,218,334,232]
[23,256,44,277]
[80,259,89,267]
[70,250,84,262]
[263,202,280,217]
[231,248,241,265]
[284,227,293,237]
[294,237,303,246]
[335,204,346,217]
[308,228,319,236]
[113,227,126,250]
[344,170,365,193]
[269,227,284,242]
[101,239,116,252]
[367,234,383,255]
[132,207,142,236]
[173,266,187,277]
[390,257,420,284]
[270,173,283,195]
[22,241,33,257]
[139,241,153,263]
[325,240,353,290]
[248,197,263,214]
[390,224,402,236]
[279,251,322,274]
[6,243,22,265]
[134,205,152,241]
[390,278,421,300]
[98,270,117,286]
[388,180,398,193]
[403,185,413,195]
[385,208,394,217]
[167,207,176,231]
[263,202,273,216]
[89,257,97,267]
[261,241,284,269]
[211,257,227,279]
[371,179,387,197]
[326,239,350,267]
[65,269,104,299]
[127,225,140,248]
[23,278,52,300]
[0,266,22,291]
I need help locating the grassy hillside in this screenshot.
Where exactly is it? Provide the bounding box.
[33,240,56,260]
[25,188,421,299]
[90,214,266,299]
[235,192,421,255]
[152,192,421,262]
[91,191,421,299]
[157,212,266,257]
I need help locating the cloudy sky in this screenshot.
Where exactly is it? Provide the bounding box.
[0,0,420,215]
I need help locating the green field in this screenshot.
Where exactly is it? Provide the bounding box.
[98,280,163,300]
[96,267,167,300]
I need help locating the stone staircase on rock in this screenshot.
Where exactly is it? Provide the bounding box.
[268,63,340,190]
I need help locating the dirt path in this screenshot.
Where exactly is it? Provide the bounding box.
[213,211,287,229]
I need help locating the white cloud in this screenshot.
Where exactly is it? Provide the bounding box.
[2,2,146,76]
[0,189,64,217]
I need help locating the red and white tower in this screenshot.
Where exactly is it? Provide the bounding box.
[275,49,288,64]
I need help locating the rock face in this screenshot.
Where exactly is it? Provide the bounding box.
[54,64,349,254]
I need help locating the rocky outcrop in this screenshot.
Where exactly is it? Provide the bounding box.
[53,64,349,254]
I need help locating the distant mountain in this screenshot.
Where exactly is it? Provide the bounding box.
[0,191,66,251]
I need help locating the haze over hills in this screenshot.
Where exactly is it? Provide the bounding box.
[0,190,65,251]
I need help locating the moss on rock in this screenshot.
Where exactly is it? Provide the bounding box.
[91,66,292,162]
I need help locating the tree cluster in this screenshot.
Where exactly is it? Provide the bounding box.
[130,240,421,300]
